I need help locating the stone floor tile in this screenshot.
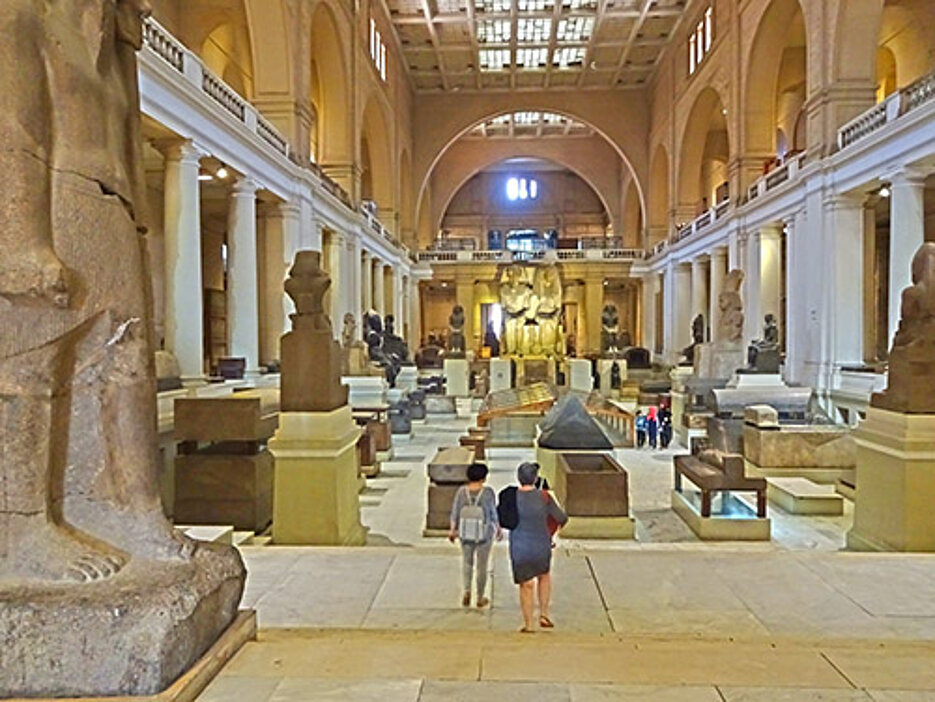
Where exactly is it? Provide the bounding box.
[418,681,571,702]
[824,649,935,690]
[570,683,723,701]
[608,607,770,638]
[361,607,492,630]
[269,678,422,702]
[196,675,281,702]
[718,687,872,701]
[868,691,935,701]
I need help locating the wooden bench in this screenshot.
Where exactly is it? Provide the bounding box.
[674,450,767,518]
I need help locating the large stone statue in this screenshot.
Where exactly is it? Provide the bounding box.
[0,2,243,696]
[500,263,532,356]
[382,313,410,364]
[341,312,357,349]
[534,263,564,357]
[448,304,466,357]
[718,269,745,346]
[601,304,620,355]
[682,313,705,364]
[281,252,348,412]
[872,242,935,413]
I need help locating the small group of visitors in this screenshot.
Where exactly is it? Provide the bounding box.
[449,461,567,632]
[634,400,673,449]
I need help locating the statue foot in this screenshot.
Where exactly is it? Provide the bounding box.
[0,247,70,307]
[1,521,126,583]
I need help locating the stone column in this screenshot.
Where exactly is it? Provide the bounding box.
[373,259,385,316]
[690,257,708,339]
[328,230,345,327]
[640,276,655,350]
[584,274,604,355]
[162,140,205,383]
[455,273,476,351]
[410,277,423,346]
[361,251,373,313]
[826,194,865,365]
[395,269,406,332]
[709,246,727,344]
[888,168,928,348]
[383,265,396,323]
[280,202,302,321]
[758,224,783,334]
[743,230,761,346]
[347,234,362,329]
[674,263,692,356]
[662,263,675,360]
[227,176,260,373]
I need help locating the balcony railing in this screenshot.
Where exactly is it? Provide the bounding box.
[417,248,643,264]
[838,67,935,150]
[674,197,731,242]
[746,151,807,203]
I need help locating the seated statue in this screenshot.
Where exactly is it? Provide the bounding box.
[382,314,410,365]
[746,314,781,373]
[601,304,620,355]
[448,304,466,358]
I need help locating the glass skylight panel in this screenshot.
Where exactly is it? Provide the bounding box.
[553,46,585,68]
[474,0,511,13]
[556,16,594,42]
[562,0,598,9]
[542,112,566,125]
[479,48,511,71]
[517,47,548,68]
[477,18,511,44]
[514,111,540,124]
[518,0,551,11]
[517,17,551,43]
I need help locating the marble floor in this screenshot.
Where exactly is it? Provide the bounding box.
[197,414,935,701]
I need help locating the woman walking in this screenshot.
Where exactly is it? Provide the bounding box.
[646,405,659,449]
[506,462,568,632]
[449,463,501,607]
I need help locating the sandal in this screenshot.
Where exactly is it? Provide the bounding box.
[539,615,554,628]
[519,626,534,633]
[476,597,490,608]
[462,592,471,607]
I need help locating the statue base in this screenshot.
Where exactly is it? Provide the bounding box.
[269,408,367,546]
[444,358,470,397]
[848,407,935,552]
[693,343,745,381]
[0,544,245,698]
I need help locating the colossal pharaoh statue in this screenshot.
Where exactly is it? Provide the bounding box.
[499,263,532,355]
[0,2,243,696]
[533,263,564,357]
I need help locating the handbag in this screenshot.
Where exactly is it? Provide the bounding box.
[541,490,560,537]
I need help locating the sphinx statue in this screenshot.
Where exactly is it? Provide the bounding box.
[0,2,243,696]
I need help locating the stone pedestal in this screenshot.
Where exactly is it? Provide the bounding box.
[694,342,745,381]
[568,358,592,392]
[445,358,470,397]
[848,408,935,552]
[269,407,367,545]
[396,365,419,393]
[490,357,512,391]
[342,375,388,408]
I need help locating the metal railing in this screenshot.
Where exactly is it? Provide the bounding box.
[674,197,731,242]
[417,248,643,264]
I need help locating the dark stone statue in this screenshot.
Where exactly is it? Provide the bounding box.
[601,304,620,355]
[745,313,781,374]
[448,304,466,358]
[610,360,622,390]
[872,242,935,413]
[382,313,410,365]
[681,313,705,364]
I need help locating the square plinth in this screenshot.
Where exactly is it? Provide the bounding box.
[766,477,844,515]
[555,452,630,517]
[427,446,476,484]
[671,489,771,541]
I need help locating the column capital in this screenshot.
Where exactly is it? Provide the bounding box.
[276,200,302,219]
[711,245,728,260]
[159,139,207,165]
[231,176,259,197]
[884,165,930,188]
[824,191,866,211]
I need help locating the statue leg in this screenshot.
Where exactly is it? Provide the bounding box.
[0,326,126,582]
[0,9,69,306]
[64,313,191,562]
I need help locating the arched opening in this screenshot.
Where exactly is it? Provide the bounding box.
[678,88,730,218]
[622,180,642,249]
[309,58,322,162]
[399,151,414,248]
[648,144,670,245]
[744,0,807,173]
[201,23,255,98]
[310,3,351,168]
[877,0,935,96]
[360,96,393,215]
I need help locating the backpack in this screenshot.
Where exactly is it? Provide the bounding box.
[458,487,487,542]
[497,486,518,530]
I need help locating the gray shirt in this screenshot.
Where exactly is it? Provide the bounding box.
[450,485,499,542]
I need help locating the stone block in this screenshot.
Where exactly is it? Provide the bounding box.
[766,478,844,515]
[489,357,513,391]
[568,358,593,392]
[745,404,780,428]
[554,453,629,517]
[444,358,470,397]
[427,446,475,484]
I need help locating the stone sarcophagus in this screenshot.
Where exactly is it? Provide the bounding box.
[174,389,279,531]
[554,453,629,517]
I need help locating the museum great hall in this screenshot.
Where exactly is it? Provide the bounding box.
[3,0,935,700]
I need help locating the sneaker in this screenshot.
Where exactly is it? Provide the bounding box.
[462,592,471,607]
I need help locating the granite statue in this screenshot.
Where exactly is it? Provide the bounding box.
[745,313,781,373]
[0,2,244,696]
[281,251,348,412]
[682,313,705,364]
[872,242,935,413]
[601,304,620,355]
[500,263,532,356]
[448,304,466,357]
[382,313,410,364]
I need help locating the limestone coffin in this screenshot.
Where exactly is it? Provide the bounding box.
[554,453,630,517]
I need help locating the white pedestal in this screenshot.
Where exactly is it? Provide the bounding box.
[568,359,592,392]
[597,359,627,396]
[396,366,418,393]
[490,358,512,392]
[269,407,367,545]
[445,358,470,397]
[848,408,935,552]
[341,375,387,408]
[727,373,786,389]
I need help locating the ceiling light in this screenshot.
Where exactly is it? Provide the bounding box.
[198,173,213,181]
[879,186,891,198]
[216,166,229,179]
